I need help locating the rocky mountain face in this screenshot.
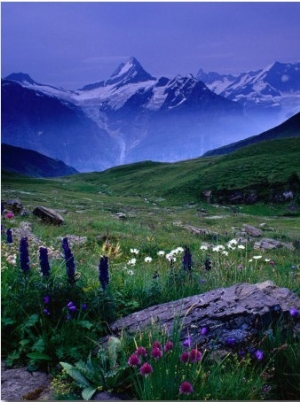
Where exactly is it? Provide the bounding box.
[197,61,300,129]
[2,58,300,172]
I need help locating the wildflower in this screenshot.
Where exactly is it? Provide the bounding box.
[166,254,176,262]
[19,237,30,272]
[254,349,264,361]
[264,258,271,262]
[81,303,88,310]
[140,362,153,376]
[189,349,202,363]
[212,245,225,252]
[43,295,50,304]
[67,301,77,311]
[43,308,50,316]
[253,255,262,259]
[128,353,141,367]
[164,340,173,352]
[6,229,13,244]
[200,278,205,283]
[66,314,72,320]
[200,245,208,251]
[182,246,192,271]
[226,337,235,346]
[291,265,295,270]
[144,256,152,263]
[130,248,139,255]
[222,250,229,256]
[152,340,162,349]
[238,245,245,249]
[157,250,165,256]
[269,260,275,266]
[39,247,51,277]
[6,254,17,265]
[127,269,134,275]
[290,307,299,317]
[180,351,190,363]
[128,258,136,266]
[6,212,14,219]
[200,327,208,335]
[183,336,192,347]
[62,237,76,283]
[99,255,109,290]
[135,346,147,357]
[237,264,243,270]
[151,346,163,359]
[179,381,194,395]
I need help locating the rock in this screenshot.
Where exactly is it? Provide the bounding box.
[254,238,294,251]
[2,199,24,214]
[116,212,127,220]
[92,391,125,400]
[243,224,262,237]
[33,206,64,225]
[173,222,218,236]
[107,281,300,351]
[59,234,88,246]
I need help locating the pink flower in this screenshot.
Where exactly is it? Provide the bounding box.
[151,346,163,359]
[128,353,141,367]
[164,340,173,352]
[180,351,190,363]
[140,362,153,376]
[152,340,162,349]
[179,381,194,395]
[6,212,14,219]
[135,346,147,357]
[189,349,202,363]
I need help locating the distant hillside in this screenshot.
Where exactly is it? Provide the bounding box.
[203,111,300,156]
[76,137,300,205]
[1,144,78,177]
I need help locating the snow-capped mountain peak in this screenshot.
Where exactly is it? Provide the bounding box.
[5,72,37,85]
[105,57,156,86]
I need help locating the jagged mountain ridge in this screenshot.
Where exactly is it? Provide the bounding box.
[2,58,300,172]
[197,61,300,124]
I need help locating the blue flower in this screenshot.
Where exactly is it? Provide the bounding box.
[99,255,109,290]
[19,237,30,272]
[254,349,264,361]
[6,229,13,244]
[226,337,235,346]
[183,336,192,348]
[62,237,76,284]
[67,301,77,311]
[39,247,51,277]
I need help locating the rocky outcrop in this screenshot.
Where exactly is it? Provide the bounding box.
[108,281,300,350]
[33,206,64,225]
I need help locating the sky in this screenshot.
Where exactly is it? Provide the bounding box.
[1,1,300,89]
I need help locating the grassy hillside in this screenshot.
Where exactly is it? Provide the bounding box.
[204,111,300,156]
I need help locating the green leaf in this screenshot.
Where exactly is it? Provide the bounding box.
[77,320,93,329]
[27,352,52,361]
[82,387,97,401]
[1,317,15,326]
[60,362,91,388]
[23,314,39,328]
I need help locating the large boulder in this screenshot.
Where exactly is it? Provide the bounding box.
[33,206,64,225]
[108,281,300,350]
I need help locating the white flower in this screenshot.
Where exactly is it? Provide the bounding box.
[127,269,134,275]
[238,245,245,249]
[222,251,229,256]
[130,248,139,255]
[157,250,165,256]
[175,247,184,253]
[200,245,208,250]
[228,239,238,246]
[212,245,225,252]
[166,253,176,262]
[227,245,236,250]
[264,258,271,262]
[144,256,152,263]
[253,255,262,259]
[128,258,137,266]
[249,258,253,262]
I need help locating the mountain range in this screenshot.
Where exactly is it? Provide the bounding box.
[2,57,300,172]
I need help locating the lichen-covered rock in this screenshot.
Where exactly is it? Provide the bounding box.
[33,206,64,225]
[107,281,300,350]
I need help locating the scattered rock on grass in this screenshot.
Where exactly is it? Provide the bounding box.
[33,206,64,225]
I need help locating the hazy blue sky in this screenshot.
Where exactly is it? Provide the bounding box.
[1,2,300,89]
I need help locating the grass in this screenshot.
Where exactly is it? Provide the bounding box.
[1,140,300,399]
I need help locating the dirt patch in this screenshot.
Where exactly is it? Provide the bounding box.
[1,361,52,401]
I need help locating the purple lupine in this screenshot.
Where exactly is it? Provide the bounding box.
[99,255,109,290]
[19,237,30,272]
[39,247,50,277]
[182,246,192,271]
[6,228,13,244]
[62,237,76,284]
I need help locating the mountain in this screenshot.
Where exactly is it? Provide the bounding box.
[197,61,300,129]
[2,58,300,172]
[203,111,300,156]
[1,143,78,177]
